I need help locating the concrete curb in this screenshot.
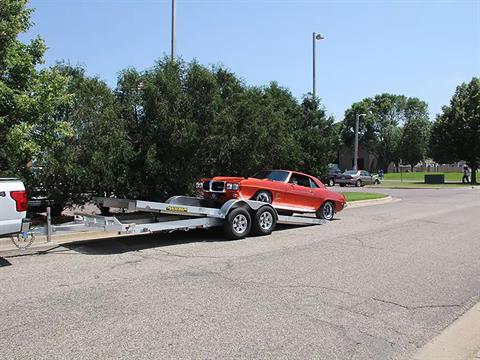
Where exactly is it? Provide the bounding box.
[346,195,395,208]
[413,301,480,360]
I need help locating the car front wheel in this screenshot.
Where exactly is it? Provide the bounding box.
[355,179,362,187]
[316,201,335,221]
[253,190,272,203]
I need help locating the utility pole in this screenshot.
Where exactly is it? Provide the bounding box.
[354,113,366,170]
[312,32,324,99]
[171,0,176,59]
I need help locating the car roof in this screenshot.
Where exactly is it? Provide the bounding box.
[265,169,318,179]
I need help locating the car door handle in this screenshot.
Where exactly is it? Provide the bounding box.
[0,191,5,197]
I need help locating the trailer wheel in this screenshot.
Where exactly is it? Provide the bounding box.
[224,208,252,240]
[252,206,277,236]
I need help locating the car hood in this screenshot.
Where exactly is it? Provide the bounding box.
[209,176,245,182]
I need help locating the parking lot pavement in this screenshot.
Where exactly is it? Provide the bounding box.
[1,188,479,359]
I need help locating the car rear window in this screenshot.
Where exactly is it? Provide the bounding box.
[252,170,289,182]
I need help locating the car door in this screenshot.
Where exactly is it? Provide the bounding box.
[361,171,373,184]
[286,173,317,211]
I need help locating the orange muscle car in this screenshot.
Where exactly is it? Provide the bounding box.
[195,170,347,220]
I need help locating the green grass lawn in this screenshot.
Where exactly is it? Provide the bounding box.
[341,192,388,202]
[382,171,474,182]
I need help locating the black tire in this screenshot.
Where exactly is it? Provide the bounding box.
[253,190,272,204]
[339,183,346,187]
[252,206,277,236]
[374,179,380,185]
[224,207,252,240]
[328,178,335,187]
[316,201,335,221]
[355,179,362,187]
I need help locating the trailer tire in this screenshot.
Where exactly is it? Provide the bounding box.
[224,208,252,240]
[252,206,277,236]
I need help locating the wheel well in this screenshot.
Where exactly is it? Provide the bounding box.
[251,190,272,200]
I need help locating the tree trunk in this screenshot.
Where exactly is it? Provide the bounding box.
[411,164,414,173]
[472,164,478,184]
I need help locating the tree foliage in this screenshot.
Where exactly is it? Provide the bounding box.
[430,78,480,183]
[341,94,429,171]
[0,0,70,177]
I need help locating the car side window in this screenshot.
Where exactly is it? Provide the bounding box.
[361,171,369,176]
[289,174,311,188]
[309,178,319,188]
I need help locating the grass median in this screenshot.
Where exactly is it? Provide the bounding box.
[340,192,388,202]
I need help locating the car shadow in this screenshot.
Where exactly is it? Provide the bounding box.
[57,223,315,256]
[0,257,12,267]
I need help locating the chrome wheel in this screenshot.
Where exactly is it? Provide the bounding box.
[328,178,335,187]
[322,202,334,220]
[233,214,248,234]
[256,191,271,203]
[259,211,273,230]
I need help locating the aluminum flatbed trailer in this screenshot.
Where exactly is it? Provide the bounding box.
[91,196,325,240]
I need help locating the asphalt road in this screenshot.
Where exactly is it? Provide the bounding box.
[1,188,479,359]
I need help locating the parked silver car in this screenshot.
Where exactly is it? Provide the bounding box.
[335,170,380,187]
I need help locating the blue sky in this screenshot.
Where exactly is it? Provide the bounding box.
[24,0,479,121]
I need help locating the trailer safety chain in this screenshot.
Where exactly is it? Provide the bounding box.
[10,231,35,250]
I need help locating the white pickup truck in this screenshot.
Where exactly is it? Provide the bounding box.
[0,178,30,237]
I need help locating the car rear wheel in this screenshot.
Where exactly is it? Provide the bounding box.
[355,179,362,187]
[253,190,272,203]
[224,208,252,240]
[328,178,335,187]
[252,206,277,236]
[316,201,335,221]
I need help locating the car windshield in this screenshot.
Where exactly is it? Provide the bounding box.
[252,170,289,182]
[343,170,358,175]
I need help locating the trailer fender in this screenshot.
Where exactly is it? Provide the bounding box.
[219,200,277,220]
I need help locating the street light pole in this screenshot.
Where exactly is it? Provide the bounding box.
[171,0,176,59]
[354,113,366,170]
[312,32,324,99]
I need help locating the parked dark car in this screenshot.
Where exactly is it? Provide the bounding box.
[323,164,343,187]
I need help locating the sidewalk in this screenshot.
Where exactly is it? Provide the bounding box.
[413,301,480,360]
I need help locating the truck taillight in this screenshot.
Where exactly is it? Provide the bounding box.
[10,190,28,212]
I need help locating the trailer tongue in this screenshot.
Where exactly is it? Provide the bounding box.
[93,196,325,240]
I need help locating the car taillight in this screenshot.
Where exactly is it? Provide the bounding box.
[10,190,28,212]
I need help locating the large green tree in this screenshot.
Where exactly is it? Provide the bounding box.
[430,78,480,184]
[33,64,133,214]
[341,94,428,171]
[399,100,431,171]
[0,0,70,177]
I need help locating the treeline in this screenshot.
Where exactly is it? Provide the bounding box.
[1,1,479,214]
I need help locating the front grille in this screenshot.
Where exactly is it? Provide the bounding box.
[202,181,210,191]
[211,181,225,192]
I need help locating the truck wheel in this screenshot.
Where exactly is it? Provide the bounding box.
[328,178,335,187]
[253,190,272,203]
[355,179,362,187]
[252,206,277,236]
[224,208,252,240]
[316,201,335,221]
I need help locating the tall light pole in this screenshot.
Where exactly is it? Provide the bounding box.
[312,32,324,99]
[171,0,176,59]
[354,113,366,170]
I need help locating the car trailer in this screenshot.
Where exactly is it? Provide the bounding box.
[93,196,325,240]
[10,196,325,250]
